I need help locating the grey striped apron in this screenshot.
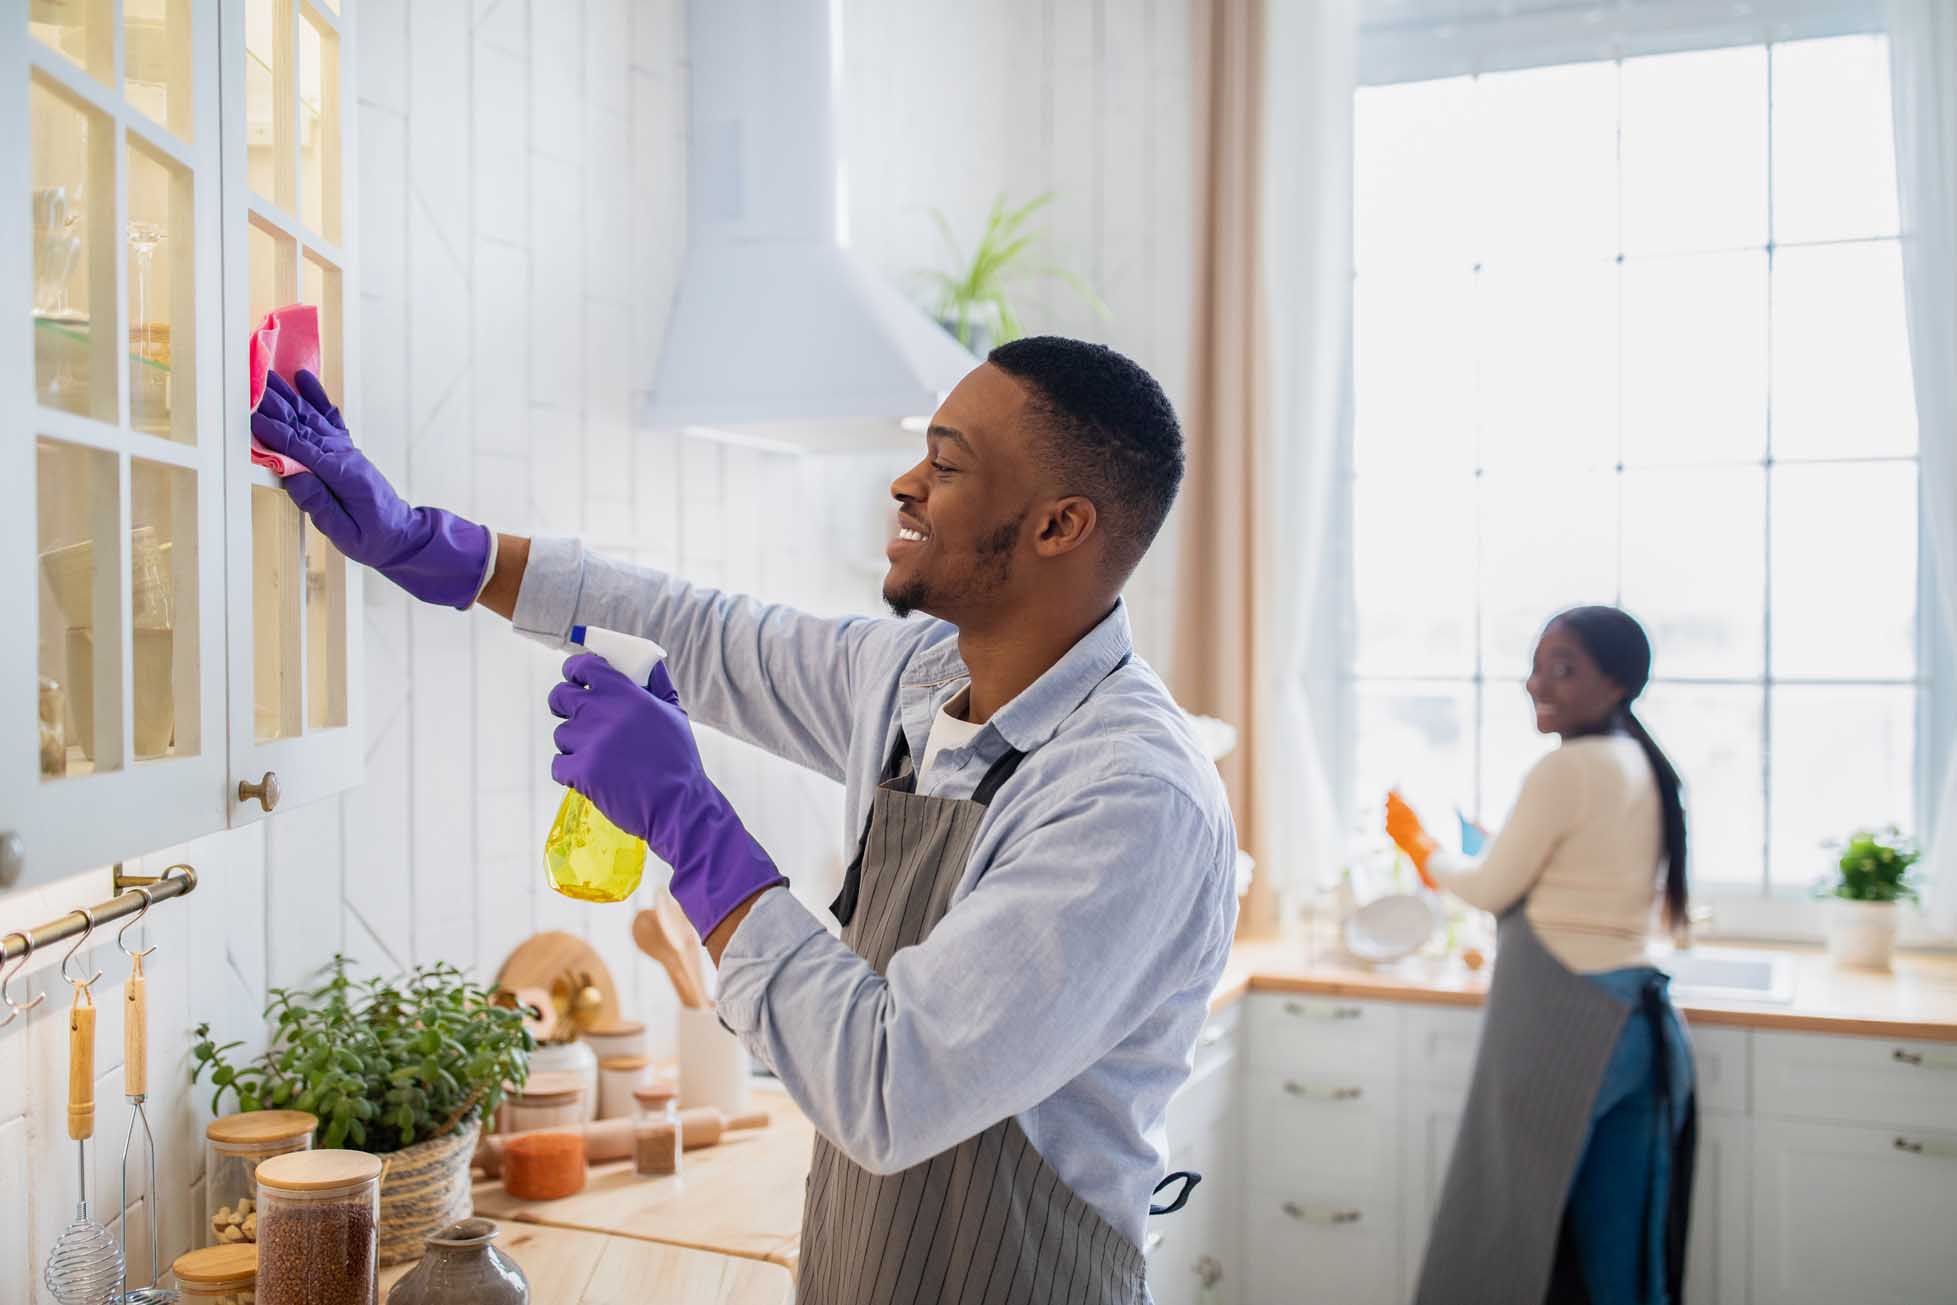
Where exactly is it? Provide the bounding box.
[1412,905,1695,1305]
[796,734,1150,1305]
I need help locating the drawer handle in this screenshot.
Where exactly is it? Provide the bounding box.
[1892,1048,1957,1070]
[1894,1136,1957,1159]
[1283,1080,1363,1101]
[1145,1231,1164,1255]
[1282,1200,1362,1225]
[1283,1001,1364,1020]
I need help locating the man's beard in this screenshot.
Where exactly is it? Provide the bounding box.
[883,512,1024,618]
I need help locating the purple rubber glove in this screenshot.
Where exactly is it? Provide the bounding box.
[548,654,787,938]
[251,370,492,610]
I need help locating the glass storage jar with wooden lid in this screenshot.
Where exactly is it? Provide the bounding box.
[499,1071,586,1133]
[256,1150,383,1305]
[172,1242,258,1303]
[206,1110,317,1247]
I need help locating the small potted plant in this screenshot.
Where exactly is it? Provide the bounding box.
[1815,827,1921,970]
[920,192,1107,354]
[193,955,534,1265]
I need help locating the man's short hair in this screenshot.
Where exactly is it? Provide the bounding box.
[987,336,1184,578]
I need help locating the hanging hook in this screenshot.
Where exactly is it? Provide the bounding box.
[1,932,45,1028]
[117,885,158,960]
[59,908,103,995]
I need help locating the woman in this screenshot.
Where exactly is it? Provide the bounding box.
[1387,606,1696,1305]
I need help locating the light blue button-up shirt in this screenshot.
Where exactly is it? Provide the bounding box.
[513,537,1240,1246]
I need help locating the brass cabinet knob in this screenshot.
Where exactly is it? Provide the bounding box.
[237,771,281,812]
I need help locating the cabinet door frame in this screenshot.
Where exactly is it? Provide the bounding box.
[2,0,232,887]
[217,0,362,825]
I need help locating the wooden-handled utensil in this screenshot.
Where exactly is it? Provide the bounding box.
[633,904,707,1009]
[656,890,710,1005]
[67,985,95,1142]
[44,911,123,1303]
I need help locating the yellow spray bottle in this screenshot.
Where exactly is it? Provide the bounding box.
[545,624,666,904]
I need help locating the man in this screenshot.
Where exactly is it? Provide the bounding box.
[253,336,1239,1304]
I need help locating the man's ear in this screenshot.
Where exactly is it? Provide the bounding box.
[1034,495,1098,559]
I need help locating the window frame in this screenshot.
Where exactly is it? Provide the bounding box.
[1340,13,1949,942]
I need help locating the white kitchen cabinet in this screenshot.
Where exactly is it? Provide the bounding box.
[1,0,362,891]
[1687,1110,1750,1305]
[218,0,363,825]
[1244,1181,1400,1305]
[1398,1081,1464,1295]
[1751,1116,1957,1304]
[1151,1002,1241,1305]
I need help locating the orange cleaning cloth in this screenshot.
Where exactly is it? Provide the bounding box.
[247,303,321,476]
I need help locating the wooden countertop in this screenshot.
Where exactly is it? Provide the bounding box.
[472,1088,815,1271]
[377,1222,793,1303]
[464,940,1957,1277]
[1215,937,1957,1043]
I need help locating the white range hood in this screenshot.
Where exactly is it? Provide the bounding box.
[642,0,977,444]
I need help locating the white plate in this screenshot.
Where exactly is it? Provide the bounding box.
[1342,892,1441,963]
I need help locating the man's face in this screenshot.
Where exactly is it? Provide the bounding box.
[882,363,1044,621]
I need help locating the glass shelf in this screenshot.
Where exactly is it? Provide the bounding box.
[31,74,116,422]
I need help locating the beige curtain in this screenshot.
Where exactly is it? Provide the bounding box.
[1176,0,1274,930]
[1175,0,1356,936]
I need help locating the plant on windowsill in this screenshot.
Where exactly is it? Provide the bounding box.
[1814,826,1921,971]
[191,955,535,1264]
[919,192,1107,354]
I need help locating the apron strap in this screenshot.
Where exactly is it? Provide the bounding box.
[1639,973,1678,1305]
[828,731,1026,927]
[1149,1170,1201,1216]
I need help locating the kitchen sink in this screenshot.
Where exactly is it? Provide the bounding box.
[1658,947,1796,1005]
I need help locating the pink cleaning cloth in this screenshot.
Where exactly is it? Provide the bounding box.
[248,303,322,476]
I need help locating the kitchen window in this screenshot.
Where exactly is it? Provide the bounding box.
[1344,25,1948,916]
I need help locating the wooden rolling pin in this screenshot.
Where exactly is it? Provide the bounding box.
[476,1107,771,1178]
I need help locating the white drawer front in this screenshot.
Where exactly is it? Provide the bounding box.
[1401,1005,1483,1089]
[1685,1024,1748,1115]
[1754,1030,1957,1131]
[1245,1185,1400,1305]
[1247,993,1401,1078]
[1245,1068,1400,1197]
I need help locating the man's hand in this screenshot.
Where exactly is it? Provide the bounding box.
[251,370,491,610]
[548,658,786,939]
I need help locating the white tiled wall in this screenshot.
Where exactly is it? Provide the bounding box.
[0,4,1200,1299]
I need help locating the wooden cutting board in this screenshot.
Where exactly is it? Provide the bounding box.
[496,932,621,1032]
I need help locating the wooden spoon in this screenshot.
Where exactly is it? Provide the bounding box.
[633,907,706,1009]
[655,890,710,1005]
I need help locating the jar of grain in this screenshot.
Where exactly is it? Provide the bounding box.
[173,1242,259,1303]
[597,1056,649,1120]
[500,1072,586,1134]
[632,1081,681,1177]
[582,1018,645,1063]
[255,1149,383,1305]
[205,1110,317,1248]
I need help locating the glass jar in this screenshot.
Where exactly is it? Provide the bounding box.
[632,1081,681,1178]
[205,1110,317,1248]
[255,1149,382,1305]
[499,1071,586,1135]
[172,1243,258,1303]
[597,1055,649,1120]
[527,1040,598,1121]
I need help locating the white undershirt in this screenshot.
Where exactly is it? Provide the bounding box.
[919,692,986,789]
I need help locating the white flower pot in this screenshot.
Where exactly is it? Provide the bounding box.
[1824,897,1900,971]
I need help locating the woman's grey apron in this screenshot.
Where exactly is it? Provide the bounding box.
[1412,905,1696,1305]
[796,732,1151,1305]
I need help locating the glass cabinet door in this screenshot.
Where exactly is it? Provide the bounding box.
[2,2,229,887]
[221,0,361,823]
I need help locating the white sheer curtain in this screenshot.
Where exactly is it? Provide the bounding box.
[1256,0,1357,910]
[1887,0,1957,932]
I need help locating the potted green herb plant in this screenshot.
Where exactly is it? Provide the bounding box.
[1816,827,1921,970]
[921,192,1106,354]
[193,955,534,1265]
